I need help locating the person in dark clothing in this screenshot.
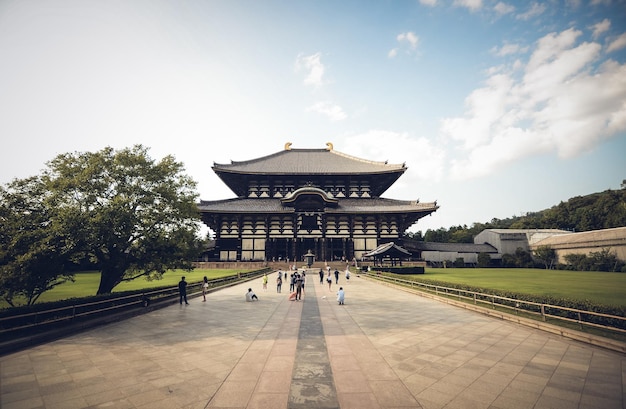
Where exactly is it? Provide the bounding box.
[276,275,282,293]
[295,275,304,301]
[334,269,340,284]
[179,276,189,305]
[319,268,324,284]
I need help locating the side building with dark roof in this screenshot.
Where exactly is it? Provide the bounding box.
[402,240,499,267]
[198,143,439,263]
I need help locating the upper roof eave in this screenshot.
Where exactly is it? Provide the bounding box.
[212,147,407,175]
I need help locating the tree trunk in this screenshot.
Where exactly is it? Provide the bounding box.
[97,267,124,294]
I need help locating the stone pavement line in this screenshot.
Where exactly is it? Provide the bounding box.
[318,279,423,409]
[207,278,302,409]
[288,278,339,409]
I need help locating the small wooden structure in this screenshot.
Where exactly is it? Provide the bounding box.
[363,242,412,267]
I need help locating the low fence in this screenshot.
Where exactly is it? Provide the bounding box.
[364,273,626,341]
[0,269,269,355]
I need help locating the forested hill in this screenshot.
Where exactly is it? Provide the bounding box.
[411,188,626,243]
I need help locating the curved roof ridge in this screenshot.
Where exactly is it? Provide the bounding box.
[329,148,404,169]
[213,149,292,167]
[212,145,406,174]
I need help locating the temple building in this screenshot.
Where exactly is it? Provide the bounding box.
[198,143,439,263]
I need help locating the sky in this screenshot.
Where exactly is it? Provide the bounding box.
[1,0,625,234]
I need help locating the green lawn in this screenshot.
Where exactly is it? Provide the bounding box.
[7,267,626,309]
[406,268,626,307]
[30,269,246,304]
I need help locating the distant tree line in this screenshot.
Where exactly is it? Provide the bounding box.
[406,187,626,244]
[404,186,626,272]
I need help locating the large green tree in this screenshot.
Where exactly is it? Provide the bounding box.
[0,177,75,305]
[43,145,202,294]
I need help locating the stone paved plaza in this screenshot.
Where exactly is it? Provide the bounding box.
[1,271,624,409]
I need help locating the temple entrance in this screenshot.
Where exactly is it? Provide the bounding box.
[266,238,291,263]
[265,237,355,265]
[325,238,347,262]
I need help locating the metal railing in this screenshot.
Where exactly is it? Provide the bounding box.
[0,269,269,354]
[365,273,626,336]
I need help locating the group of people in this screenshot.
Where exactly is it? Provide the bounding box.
[253,267,347,304]
[179,266,349,306]
[178,275,211,305]
[287,270,305,301]
[319,266,350,290]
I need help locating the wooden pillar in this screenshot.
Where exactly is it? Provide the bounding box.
[236,215,243,261]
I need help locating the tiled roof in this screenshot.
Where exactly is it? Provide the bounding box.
[363,242,412,257]
[532,226,626,246]
[197,197,438,214]
[410,242,498,253]
[213,148,406,175]
[482,229,571,234]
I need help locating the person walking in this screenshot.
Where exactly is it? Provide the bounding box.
[319,268,324,284]
[334,269,340,284]
[262,273,268,291]
[202,276,209,302]
[290,273,296,292]
[276,275,282,293]
[178,276,189,305]
[326,271,332,291]
[295,274,303,301]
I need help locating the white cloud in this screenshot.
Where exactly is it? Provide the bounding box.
[343,130,445,184]
[494,2,515,15]
[590,18,610,39]
[306,101,347,121]
[440,27,626,180]
[453,0,483,11]
[491,42,528,57]
[419,0,438,6]
[295,52,325,87]
[398,32,419,49]
[389,32,419,58]
[516,2,546,20]
[607,33,626,53]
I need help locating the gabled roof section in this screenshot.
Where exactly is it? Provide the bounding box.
[213,143,406,175]
[363,242,412,258]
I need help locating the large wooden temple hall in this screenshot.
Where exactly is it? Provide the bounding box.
[198,143,439,263]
